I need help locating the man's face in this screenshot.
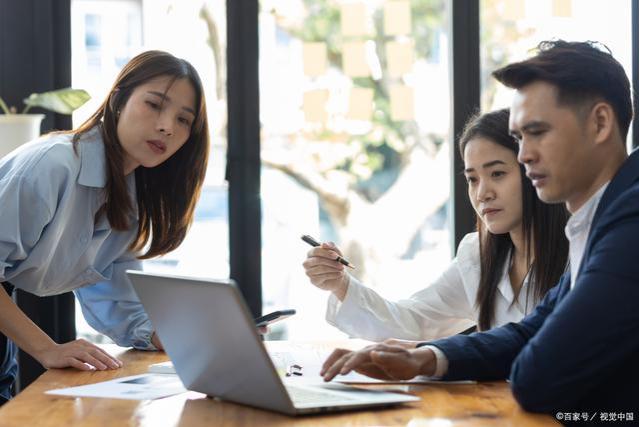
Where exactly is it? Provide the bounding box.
[509,81,596,213]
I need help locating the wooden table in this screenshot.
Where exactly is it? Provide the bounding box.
[0,343,558,426]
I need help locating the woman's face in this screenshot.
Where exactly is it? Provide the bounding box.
[117,75,196,174]
[463,137,523,235]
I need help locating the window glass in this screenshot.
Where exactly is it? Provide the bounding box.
[259,0,452,339]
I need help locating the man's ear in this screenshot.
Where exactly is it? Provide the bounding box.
[590,102,615,145]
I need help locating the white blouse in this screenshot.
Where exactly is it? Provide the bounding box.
[325,232,535,342]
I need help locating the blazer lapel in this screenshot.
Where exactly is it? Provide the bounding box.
[577,149,639,279]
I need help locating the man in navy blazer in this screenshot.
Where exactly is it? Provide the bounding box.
[321,40,637,415]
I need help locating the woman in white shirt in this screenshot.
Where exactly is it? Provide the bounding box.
[302,108,569,342]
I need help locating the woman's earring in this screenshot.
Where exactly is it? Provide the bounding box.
[116,110,121,119]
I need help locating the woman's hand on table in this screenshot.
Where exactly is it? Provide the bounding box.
[34,339,123,371]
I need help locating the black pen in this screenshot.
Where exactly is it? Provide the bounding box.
[301,234,355,269]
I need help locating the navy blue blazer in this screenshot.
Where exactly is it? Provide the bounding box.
[426,149,639,413]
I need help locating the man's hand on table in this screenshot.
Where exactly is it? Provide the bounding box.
[320,342,437,382]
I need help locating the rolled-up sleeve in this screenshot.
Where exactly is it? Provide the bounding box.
[74,255,155,350]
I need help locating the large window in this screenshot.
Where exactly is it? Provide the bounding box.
[71,0,229,342]
[259,0,453,339]
[69,0,637,343]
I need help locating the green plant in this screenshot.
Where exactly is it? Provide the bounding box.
[0,88,90,115]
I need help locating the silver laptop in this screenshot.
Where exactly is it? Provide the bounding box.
[128,270,419,415]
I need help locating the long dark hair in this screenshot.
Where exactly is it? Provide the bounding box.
[73,50,209,259]
[458,108,569,330]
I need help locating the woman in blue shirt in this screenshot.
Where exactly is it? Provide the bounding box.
[0,50,209,403]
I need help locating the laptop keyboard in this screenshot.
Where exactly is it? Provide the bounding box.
[286,385,357,405]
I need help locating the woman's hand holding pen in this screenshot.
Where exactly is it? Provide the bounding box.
[302,241,350,301]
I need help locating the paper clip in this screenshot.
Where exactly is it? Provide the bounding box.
[285,364,303,377]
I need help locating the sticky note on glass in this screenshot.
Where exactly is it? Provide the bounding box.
[386,40,414,78]
[303,42,327,77]
[552,0,571,17]
[341,2,368,37]
[389,85,414,121]
[347,87,374,121]
[343,41,370,77]
[303,90,329,123]
[384,1,411,36]
[503,0,525,20]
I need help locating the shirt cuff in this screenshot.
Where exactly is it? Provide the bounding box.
[131,320,157,351]
[325,274,354,324]
[420,345,448,379]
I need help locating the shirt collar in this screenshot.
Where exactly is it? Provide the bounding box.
[78,126,108,188]
[77,125,138,222]
[565,182,610,239]
[496,251,530,305]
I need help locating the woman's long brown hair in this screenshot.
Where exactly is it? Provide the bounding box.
[72,50,209,259]
[458,108,569,330]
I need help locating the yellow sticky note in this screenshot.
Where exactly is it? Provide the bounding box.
[347,87,374,121]
[389,85,414,121]
[386,40,414,78]
[341,2,368,37]
[552,0,572,17]
[303,42,327,77]
[503,0,525,20]
[342,41,370,77]
[384,1,411,36]
[303,90,329,123]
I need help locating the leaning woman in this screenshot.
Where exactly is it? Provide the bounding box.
[0,50,208,404]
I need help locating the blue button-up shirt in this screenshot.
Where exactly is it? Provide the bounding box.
[0,126,154,349]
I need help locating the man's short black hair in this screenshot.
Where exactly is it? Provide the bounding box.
[493,40,633,140]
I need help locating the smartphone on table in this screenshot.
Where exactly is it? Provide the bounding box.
[254,309,296,328]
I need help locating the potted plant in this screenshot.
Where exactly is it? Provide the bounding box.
[0,88,90,158]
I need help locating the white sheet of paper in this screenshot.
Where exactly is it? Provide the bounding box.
[552,0,572,17]
[303,89,329,123]
[386,40,414,78]
[347,87,374,121]
[503,0,525,20]
[384,0,411,36]
[148,360,176,374]
[147,344,476,386]
[303,42,327,77]
[389,85,414,121]
[46,374,186,400]
[342,41,370,77]
[268,347,475,385]
[340,2,368,37]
